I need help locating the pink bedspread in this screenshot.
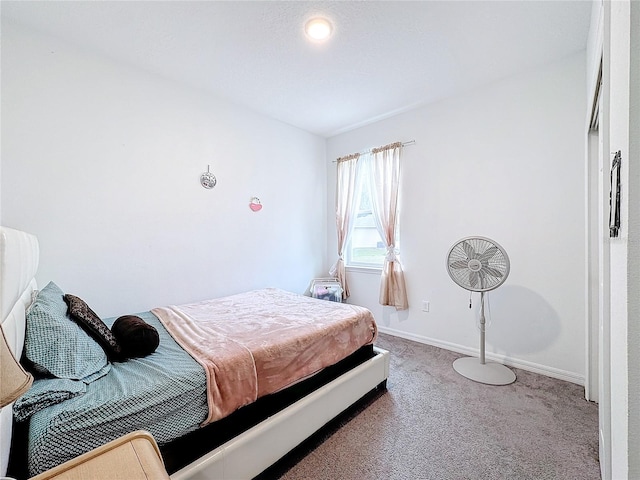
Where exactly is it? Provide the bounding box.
[151,288,377,425]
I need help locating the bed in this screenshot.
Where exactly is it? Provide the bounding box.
[0,226,389,480]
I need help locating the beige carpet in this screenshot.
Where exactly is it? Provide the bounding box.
[258,333,600,480]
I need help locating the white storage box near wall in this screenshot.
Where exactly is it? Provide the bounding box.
[310,278,343,302]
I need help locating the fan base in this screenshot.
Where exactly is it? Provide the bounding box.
[453,357,516,385]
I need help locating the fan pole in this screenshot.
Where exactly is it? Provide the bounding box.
[452,290,516,385]
[479,291,486,365]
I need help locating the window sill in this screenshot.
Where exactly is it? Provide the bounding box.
[346,265,382,275]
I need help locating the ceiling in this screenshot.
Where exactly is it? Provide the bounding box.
[1,1,592,138]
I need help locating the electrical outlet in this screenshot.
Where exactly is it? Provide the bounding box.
[422,300,430,312]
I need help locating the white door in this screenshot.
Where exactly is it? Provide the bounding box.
[596,102,611,480]
[587,62,611,479]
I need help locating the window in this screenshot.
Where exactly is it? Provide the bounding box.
[345,170,399,269]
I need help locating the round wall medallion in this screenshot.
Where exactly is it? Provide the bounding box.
[200,165,217,189]
[200,172,217,189]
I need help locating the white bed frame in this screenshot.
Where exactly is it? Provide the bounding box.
[0,226,390,479]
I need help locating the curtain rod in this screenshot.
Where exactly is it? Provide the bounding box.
[333,140,416,163]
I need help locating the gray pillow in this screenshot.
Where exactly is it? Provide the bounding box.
[25,282,109,380]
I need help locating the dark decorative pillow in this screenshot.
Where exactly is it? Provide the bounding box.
[111,315,160,359]
[64,294,122,361]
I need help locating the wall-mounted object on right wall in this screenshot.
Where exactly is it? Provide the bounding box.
[609,150,621,237]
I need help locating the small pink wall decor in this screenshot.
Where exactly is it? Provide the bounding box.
[249,197,262,212]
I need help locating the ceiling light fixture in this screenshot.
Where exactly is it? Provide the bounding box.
[305,17,333,41]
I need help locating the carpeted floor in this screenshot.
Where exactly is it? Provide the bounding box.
[260,333,600,480]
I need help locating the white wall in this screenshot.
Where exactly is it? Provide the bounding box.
[327,53,587,382]
[587,0,604,98]
[606,0,639,477]
[1,23,327,318]
[627,3,639,476]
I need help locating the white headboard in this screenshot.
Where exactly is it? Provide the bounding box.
[0,226,39,476]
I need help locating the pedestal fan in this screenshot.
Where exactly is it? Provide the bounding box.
[446,236,516,385]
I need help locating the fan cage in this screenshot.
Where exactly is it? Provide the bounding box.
[446,236,510,292]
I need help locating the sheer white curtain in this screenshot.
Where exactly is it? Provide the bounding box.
[330,153,360,299]
[366,142,408,310]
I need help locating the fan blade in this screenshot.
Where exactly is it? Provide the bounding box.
[478,246,498,262]
[469,271,479,288]
[484,266,503,278]
[478,269,486,289]
[463,241,476,259]
[449,260,469,269]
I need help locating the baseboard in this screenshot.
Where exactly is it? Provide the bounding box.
[377,326,585,386]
